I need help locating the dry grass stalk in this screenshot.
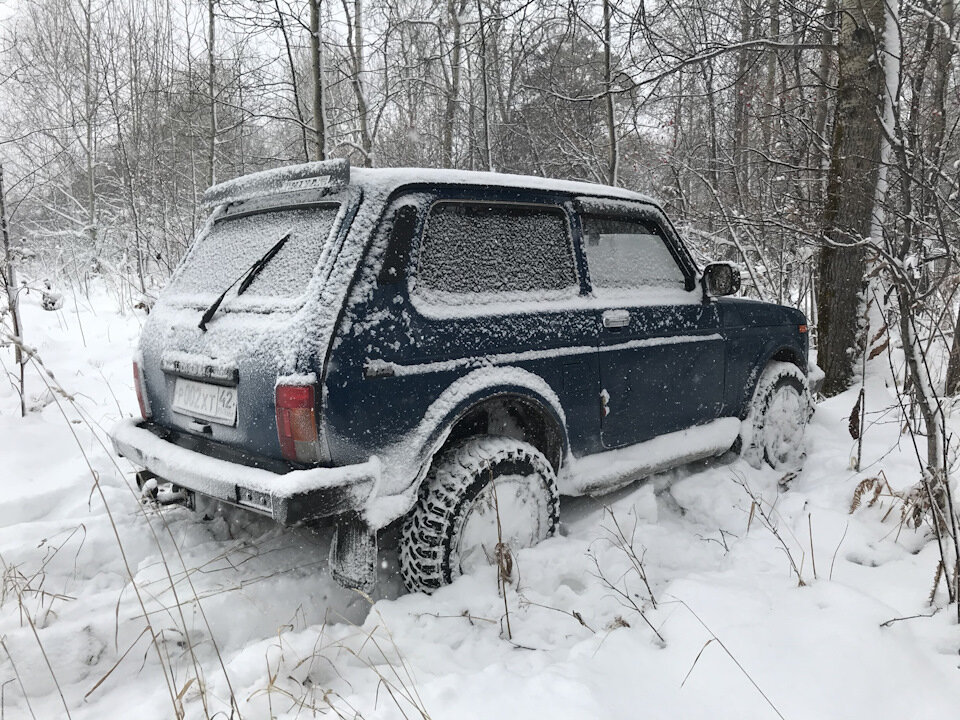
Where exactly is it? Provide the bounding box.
[24,349,249,717]
[736,475,806,587]
[848,470,944,537]
[0,554,72,718]
[587,506,664,644]
[251,608,432,720]
[674,599,785,720]
[489,470,514,641]
[0,638,37,719]
[808,514,817,580]
[517,596,595,633]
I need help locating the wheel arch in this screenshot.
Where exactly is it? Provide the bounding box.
[737,343,807,419]
[394,366,569,499]
[768,345,805,371]
[442,392,566,471]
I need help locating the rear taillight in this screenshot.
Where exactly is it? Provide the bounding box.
[133,359,152,419]
[276,384,321,463]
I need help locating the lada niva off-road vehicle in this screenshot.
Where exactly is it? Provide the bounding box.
[111,160,818,593]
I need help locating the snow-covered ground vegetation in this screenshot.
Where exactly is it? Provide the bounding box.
[0,286,957,719]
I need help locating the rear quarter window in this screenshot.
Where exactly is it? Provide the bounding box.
[414,201,578,303]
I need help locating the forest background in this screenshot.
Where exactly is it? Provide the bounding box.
[3,0,960,619]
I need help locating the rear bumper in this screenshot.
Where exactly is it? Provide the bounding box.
[110,419,379,525]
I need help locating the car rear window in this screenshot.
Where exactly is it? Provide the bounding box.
[415,202,578,297]
[168,204,340,299]
[581,214,686,290]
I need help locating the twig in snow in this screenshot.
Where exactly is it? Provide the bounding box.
[736,474,806,587]
[829,521,849,581]
[879,610,938,628]
[671,598,786,720]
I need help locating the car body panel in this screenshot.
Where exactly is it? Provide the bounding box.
[113,163,814,536]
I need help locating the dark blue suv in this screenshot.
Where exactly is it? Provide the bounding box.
[111,160,818,593]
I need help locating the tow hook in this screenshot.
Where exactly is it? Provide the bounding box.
[136,470,195,510]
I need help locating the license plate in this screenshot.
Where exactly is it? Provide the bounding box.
[172,378,238,426]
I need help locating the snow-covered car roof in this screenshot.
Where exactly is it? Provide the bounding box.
[203,160,657,208]
[350,166,656,204]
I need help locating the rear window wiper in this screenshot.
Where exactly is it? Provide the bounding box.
[198,231,291,331]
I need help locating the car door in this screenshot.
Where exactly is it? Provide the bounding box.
[578,199,725,449]
[328,188,602,462]
[404,192,601,453]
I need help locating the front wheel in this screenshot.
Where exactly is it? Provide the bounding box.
[740,362,813,470]
[400,437,560,594]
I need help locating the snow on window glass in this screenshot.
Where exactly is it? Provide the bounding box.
[582,214,685,290]
[168,205,340,298]
[416,202,577,297]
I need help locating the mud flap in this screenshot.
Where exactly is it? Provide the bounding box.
[329,512,377,593]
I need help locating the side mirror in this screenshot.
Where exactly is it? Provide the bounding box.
[701,262,741,297]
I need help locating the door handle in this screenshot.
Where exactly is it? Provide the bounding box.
[602,309,630,329]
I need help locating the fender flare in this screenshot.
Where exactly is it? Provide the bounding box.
[377,366,569,506]
[739,343,808,419]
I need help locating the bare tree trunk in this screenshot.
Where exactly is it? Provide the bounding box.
[947,303,960,395]
[342,0,373,166]
[761,0,780,155]
[702,63,720,233]
[602,0,618,186]
[275,0,310,161]
[732,0,753,207]
[935,3,960,393]
[810,0,837,222]
[0,165,24,418]
[441,0,466,168]
[476,0,493,171]
[815,0,886,396]
[206,0,217,187]
[82,0,98,258]
[309,0,327,161]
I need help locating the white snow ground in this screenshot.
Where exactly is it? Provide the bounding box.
[1,286,959,719]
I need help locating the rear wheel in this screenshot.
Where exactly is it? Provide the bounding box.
[400,437,559,594]
[740,362,812,470]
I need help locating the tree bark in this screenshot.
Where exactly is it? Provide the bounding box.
[441,0,466,168]
[342,0,373,166]
[0,164,24,417]
[815,0,886,397]
[275,0,310,161]
[602,0,617,186]
[935,1,960,393]
[476,0,493,171]
[946,303,960,395]
[82,0,98,258]
[309,0,327,161]
[206,0,217,187]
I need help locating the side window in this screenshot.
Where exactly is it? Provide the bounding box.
[581,214,686,291]
[415,201,578,299]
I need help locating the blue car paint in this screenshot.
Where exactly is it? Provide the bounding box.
[322,181,807,478]
[130,169,810,527]
[324,185,599,469]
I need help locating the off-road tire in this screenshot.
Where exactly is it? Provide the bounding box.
[400,437,560,594]
[740,361,813,470]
